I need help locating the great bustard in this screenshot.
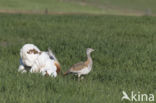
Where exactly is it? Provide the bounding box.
[64,48,94,78]
[18,44,61,77]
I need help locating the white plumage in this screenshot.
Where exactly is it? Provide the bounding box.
[18,44,60,77]
[20,44,40,67]
[30,52,57,77]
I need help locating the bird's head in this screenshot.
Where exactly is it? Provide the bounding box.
[86,48,95,54]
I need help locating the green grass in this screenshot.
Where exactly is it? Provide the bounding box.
[0,13,156,103]
[0,0,156,15]
[77,0,156,13]
[0,0,104,14]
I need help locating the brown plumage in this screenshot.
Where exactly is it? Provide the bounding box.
[54,62,61,74]
[64,48,94,77]
[70,59,90,71]
[64,60,89,75]
[27,49,39,54]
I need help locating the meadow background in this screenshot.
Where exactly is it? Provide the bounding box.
[0,0,156,103]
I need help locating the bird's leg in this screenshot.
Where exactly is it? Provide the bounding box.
[80,76,84,80]
[78,74,81,78]
[78,74,81,81]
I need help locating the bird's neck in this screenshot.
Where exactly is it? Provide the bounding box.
[87,53,93,69]
[87,53,92,61]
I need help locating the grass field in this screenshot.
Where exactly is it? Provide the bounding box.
[0,0,103,14]
[0,13,155,103]
[0,0,156,15]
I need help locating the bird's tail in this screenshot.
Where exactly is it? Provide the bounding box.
[64,70,70,76]
[48,48,61,74]
[48,48,60,64]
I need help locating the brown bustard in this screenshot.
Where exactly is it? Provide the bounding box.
[64,48,94,78]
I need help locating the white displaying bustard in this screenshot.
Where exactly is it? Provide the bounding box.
[18,44,61,77]
[64,48,94,78]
